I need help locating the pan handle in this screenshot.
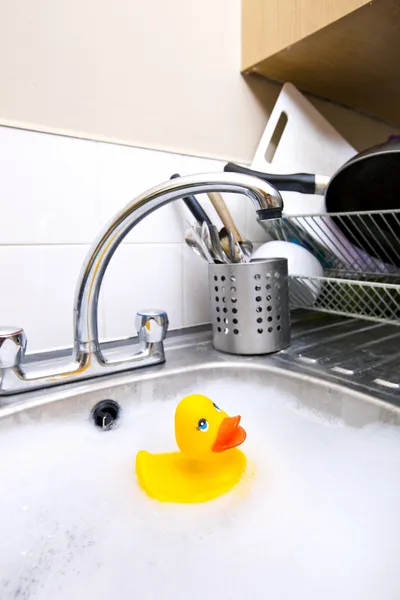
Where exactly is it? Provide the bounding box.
[224,162,320,195]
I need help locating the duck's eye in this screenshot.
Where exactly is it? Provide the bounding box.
[213,402,221,412]
[197,418,209,432]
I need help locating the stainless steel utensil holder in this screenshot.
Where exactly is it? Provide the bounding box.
[209,259,290,355]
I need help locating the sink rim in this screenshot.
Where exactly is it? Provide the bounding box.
[1,330,400,423]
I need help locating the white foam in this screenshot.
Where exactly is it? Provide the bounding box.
[1,380,400,600]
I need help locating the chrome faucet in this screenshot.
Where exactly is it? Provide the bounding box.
[0,172,283,395]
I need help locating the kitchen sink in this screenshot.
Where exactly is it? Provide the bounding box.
[1,314,400,599]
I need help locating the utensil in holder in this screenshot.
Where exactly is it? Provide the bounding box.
[208,259,290,355]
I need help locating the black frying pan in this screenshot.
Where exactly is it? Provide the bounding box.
[225,138,400,266]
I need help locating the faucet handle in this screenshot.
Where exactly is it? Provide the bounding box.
[136,310,169,344]
[0,326,27,368]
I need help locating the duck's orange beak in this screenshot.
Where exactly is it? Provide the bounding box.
[212,416,246,453]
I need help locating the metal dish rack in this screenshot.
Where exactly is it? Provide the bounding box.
[263,209,400,325]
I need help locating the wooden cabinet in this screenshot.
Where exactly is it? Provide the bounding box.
[242,0,400,125]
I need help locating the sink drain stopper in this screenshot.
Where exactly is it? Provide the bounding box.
[91,400,121,431]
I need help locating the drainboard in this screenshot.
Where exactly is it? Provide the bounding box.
[282,310,400,396]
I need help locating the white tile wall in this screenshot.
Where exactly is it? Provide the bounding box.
[0,245,90,351]
[183,246,210,328]
[0,127,101,244]
[99,244,183,341]
[0,126,269,353]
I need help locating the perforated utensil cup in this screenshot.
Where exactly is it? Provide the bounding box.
[209,259,290,355]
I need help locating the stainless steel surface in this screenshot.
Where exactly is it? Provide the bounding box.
[185,225,214,263]
[199,222,230,265]
[201,221,215,260]
[135,310,169,344]
[0,172,283,396]
[237,239,253,260]
[314,174,331,195]
[0,310,167,396]
[208,259,290,355]
[279,310,400,399]
[265,209,400,324]
[0,327,27,368]
[1,311,399,422]
[220,228,246,264]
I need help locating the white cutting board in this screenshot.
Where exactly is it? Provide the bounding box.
[248,84,386,270]
[252,83,357,216]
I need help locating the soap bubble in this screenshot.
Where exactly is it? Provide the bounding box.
[0,379,399,599]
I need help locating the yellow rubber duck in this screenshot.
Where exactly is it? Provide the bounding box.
[136,394,247,503]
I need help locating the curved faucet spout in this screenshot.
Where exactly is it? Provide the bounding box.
[73,172,283,352]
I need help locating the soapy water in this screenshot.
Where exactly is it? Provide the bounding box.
[1,380,400,600]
